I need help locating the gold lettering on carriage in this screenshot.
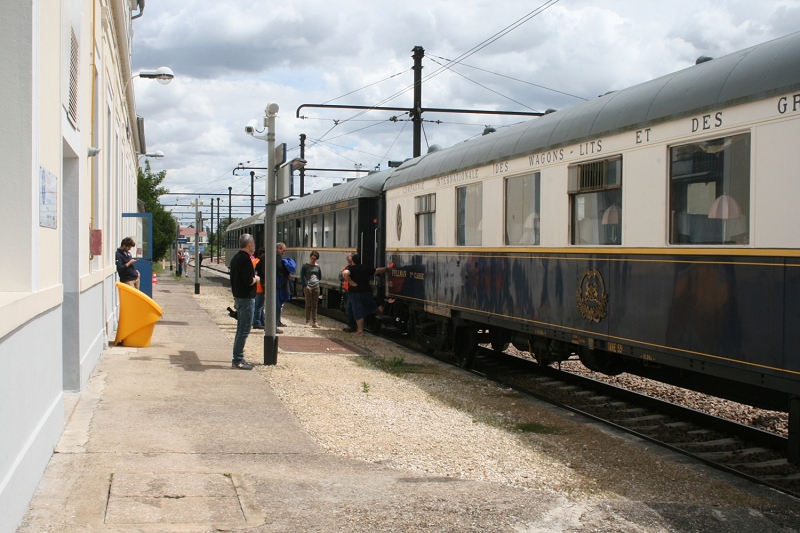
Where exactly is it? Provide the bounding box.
[436,169,479,186]
[402,183,424,194]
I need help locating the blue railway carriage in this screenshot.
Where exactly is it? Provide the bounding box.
[383,32,800,459]
[275,170,393,310]
[225,212,265,268]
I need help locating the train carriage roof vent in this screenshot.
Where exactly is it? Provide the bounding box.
[544,108,557,114]
[482,126,496,135]
[696,55,713,64]
[427,144,442,153]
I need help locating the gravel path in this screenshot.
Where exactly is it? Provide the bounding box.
[187,282,783,512]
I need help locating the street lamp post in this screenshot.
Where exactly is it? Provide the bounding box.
[216,197,221,264]
[263,104,279,365]
[191,199,203,294]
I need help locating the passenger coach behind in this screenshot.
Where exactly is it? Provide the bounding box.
[383,32,800,460]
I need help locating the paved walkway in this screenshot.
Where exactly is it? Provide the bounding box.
[16,279,800,532]
[15,280,562,532]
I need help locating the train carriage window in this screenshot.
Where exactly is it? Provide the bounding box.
[350,208,358,249]
[505,172,541,245]
[311,215,319,247]
[282,222,289,247]
[569,157,622,245]
[302,217,310,247]
[323,213,332,247]
[669,133,750,245]
[456,183,482,246]
[335,209,350,248]
[295,219,302,247]
[415,193,436,246]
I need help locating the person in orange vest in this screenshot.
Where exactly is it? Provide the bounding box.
[339,253,356,332]
[252,248,265,329]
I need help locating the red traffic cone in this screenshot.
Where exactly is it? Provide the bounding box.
[152,272,158,285]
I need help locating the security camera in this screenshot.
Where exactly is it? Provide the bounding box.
[245,119,257,135]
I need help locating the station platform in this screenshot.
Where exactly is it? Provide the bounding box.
[17,277,800,532]
[15,278,560,532]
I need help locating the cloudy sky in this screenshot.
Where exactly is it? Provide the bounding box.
[130,0,800,225]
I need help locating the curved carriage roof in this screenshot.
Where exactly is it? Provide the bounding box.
[226,211,264,231]
[225,170,393,230]
[386,31,800,190]
[276,169,392,217]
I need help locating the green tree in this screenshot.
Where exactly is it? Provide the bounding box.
[137,160,176,261]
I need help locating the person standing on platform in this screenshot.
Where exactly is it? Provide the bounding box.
[339,253,356,332]
[342,253,388,336]
[183,250,190,277]
[177,249,184,277]
[252,248,265,329]
[301,251,322,328]
[229,234,259,370]
[275,242,291,333]
[199,252,204,278]
[116,237,140,290]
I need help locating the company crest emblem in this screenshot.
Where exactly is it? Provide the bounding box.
[576,268,608,323]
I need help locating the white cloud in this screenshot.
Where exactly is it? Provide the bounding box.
[130,0,799,223]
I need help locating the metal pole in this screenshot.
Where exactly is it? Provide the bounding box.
[250,171,255,215]
[217,197,221,264]
[194,200,201,294]
[299,133,306,197]
[228,186,232,223]
[210,198,214,267]
[263,103,279,365]
[175,216,180,274]
[412,45,424,158]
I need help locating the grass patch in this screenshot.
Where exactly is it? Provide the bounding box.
[515,421,558,434]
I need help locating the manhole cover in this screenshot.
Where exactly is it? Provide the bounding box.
[105,472,244,525]
[279,337,358,354]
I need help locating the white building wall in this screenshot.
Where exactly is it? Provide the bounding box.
[0,0,143,530]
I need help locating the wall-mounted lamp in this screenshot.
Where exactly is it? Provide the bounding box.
[137,67,175,85]
[88,147,101,157]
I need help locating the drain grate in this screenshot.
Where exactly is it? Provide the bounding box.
[279,336,358,354]
[159,321,189,326]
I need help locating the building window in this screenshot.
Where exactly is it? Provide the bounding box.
[335,209,350,248]
[415,193,436,246]
[456,183,482,246]
[669,133,750,245]
[569,156,622,245]
[505,172,540,245]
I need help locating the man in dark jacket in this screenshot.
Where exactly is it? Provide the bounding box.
[116,237,140,289]
[229,234,260,370]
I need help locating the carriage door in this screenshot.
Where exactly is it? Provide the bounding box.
[122,212,154,297]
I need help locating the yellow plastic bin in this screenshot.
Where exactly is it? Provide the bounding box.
[115,282,163,347]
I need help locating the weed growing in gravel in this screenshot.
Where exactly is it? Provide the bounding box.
[362,382,370,394]
[515,422,558,434]
[355,354,422,375]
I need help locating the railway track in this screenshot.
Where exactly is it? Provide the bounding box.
[366,318,800,499]
[196,268,800,498]
[463,346,800,498]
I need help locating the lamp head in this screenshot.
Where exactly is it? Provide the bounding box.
[143,150,164,159]
[138,66,174,85]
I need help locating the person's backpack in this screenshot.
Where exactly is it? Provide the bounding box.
[282,257,297,275]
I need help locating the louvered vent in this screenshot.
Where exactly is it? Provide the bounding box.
[67,29,79,126]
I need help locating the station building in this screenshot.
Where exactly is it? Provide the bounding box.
[0,1,157,530]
